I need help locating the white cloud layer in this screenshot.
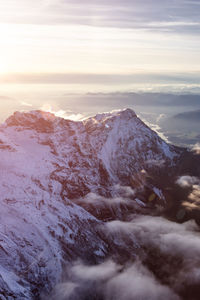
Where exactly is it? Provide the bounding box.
[46,214,200,299]
[47,259,179,300]
[176,176,200,188]
[192,143,200,155]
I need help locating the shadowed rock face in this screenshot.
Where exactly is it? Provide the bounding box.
[0,108,186,299]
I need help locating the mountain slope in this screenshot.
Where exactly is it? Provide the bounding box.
[0,108,182,299]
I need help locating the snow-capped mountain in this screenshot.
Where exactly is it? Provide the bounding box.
[0,108,182,299]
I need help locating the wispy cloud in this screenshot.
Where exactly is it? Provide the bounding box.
[1,0,200,35]
[40,103,84,121]
[20,101,33,107]
[1,72,200,85]
[0,1,200,94]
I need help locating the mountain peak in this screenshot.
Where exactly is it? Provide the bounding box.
[6,110,57,123]
[5,110,59,132]
[118,108,137,118]
[0,107,183,298]
[5,108,137,127]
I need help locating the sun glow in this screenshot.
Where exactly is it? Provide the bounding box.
[0,24,23,73]
[0,20,199,77]
[0,0,199,97]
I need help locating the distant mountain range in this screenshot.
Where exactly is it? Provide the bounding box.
[158,109,200,146]
[171,109,200,121]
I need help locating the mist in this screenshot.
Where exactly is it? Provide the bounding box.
[45,212,200,300]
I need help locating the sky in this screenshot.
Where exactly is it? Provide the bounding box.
[0,0,200,118]
[0,1,200,81]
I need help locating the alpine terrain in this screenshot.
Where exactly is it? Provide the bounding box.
[0,108,199,300]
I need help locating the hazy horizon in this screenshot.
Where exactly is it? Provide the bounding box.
[1,0,200,125]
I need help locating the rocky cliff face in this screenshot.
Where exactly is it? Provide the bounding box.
[0,109,182,299]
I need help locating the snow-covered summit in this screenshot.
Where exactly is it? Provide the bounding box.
[91,108,137,122]
[0,108,180,196]
[5,110,55,125]
[5,108,136,131]
[4,110,62,133]
[0,108,181,298]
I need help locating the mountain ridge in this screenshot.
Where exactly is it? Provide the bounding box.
[0,108,184,299]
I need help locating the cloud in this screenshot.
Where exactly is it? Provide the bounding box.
[176,176,200,213]
[79,185,135,205]
[105,261,179,300]
[188,186,200,203]
[79,192,132,206]
[1,0,200,35]
[71,260,121,282]
[156,113,166,123]
[40,104,84,121]
[44,0,200,34]
[46,282,78,300]
[45,212,200,299]
[75,187,138,220]
[47,259,179,300]
[20,101,33,107]
[192,143,200,155]
[182,184,200,212]
[1,72,200,85]
[176,175,200,188]
[103,215,200,293]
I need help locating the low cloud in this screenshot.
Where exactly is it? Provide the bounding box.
[182,184,200,212]
[47,259,179,300]
[105,261,179,300]
[79,192,132,206]
[47,282,78,300]
[176,175,200,188]
[192,143,200,155]
[45,214,200,299]
[176,176,200,213]
[104,215,200,295]
[156,113,166,123]
[75,189,136,220]
[73,185,150,220]
[77,185,135,207]
[40,104,84,121]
